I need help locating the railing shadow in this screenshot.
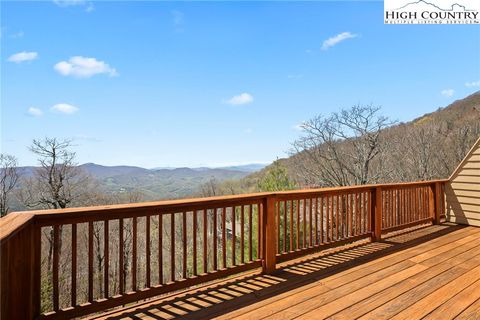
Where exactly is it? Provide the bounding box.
[97,223,466,320]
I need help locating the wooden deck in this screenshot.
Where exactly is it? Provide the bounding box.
[95,223,480,320]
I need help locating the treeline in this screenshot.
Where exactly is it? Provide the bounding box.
[198,91,480,196]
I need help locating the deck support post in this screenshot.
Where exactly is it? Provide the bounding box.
[1,221,41,319]
[431,182,443,224]
[371,187,382,241]
[262,195,277,274]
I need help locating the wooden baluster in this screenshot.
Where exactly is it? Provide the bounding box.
[303,199,307,247]
[53,225,60,310]
[203,209,208,273]
[339,195,343,239]
[363,192,367,233]
[419,188,422,220]
[414,187,420,221]
[399,189,403,225]
[222,208,227,267]
[385,190,390,229]
[349,194,353,237]
[193,210,197,275]
[145,216,150,288]
[386,189,389,229]
[88,222,93,302]
[257,204,261,259]
[276,203,280,253]
[422,187,425,219]
[119,218,124,293]
[249,204,253,261]
[132,217,137,291]
[319,197,324,244]
[308,198,313,247]
[325,196,329,242]
[158,215,163,285]
[289,200,293,252]
[213,208,218,270]
[335,195,339,240]
[423,187,427,219]
[392,190,396,227]
[104,220,109,296]
[241,205,245,262]
[405,188,409,223]
[283,201,287,253]
[183,212,187,278]
[369,191,373,231]
[232,207,236,266]
[356,193,360,236]
[315,198,319,245]
[295,200,300,250]
[410,187,414,222]
[71,224,77,307]
[171,213,175,282]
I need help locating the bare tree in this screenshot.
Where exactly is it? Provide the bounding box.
[19,138,91,284]
[0,154,20,217]
[292,104,395,187]
[20,138,89,209]
[200,177,219,197]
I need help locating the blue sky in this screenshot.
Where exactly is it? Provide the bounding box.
[2,1,479,168]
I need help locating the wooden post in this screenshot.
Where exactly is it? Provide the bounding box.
[1,221,41,319]
[429,183,437,224]
[433,182,442,224]
[262,195,277,274]
[371,187,382,241]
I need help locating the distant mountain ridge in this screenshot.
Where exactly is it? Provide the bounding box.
[151,163,267,173]
[16,162,267,201]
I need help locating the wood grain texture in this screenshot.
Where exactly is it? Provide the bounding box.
[97,224,480,320]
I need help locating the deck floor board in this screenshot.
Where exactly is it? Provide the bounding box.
[93,223,480,320]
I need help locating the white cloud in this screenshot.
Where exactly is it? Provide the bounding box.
[225,93,254,105]
[54,56,118,78]
[321,32,357,51]
[51,103,79,114]
[27,107,43,117]
[441,89,455,97]
[7,51,38,63]
[465,80,480,87]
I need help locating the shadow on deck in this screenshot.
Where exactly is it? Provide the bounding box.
[95,223,470,320]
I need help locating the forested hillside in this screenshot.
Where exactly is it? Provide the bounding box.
[210,91,480,195]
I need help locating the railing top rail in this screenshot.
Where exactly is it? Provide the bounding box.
[0,179,447,244]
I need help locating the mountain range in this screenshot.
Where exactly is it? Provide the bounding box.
[17,163,267,201]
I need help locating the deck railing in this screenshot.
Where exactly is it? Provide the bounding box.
[0,180,446,319]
